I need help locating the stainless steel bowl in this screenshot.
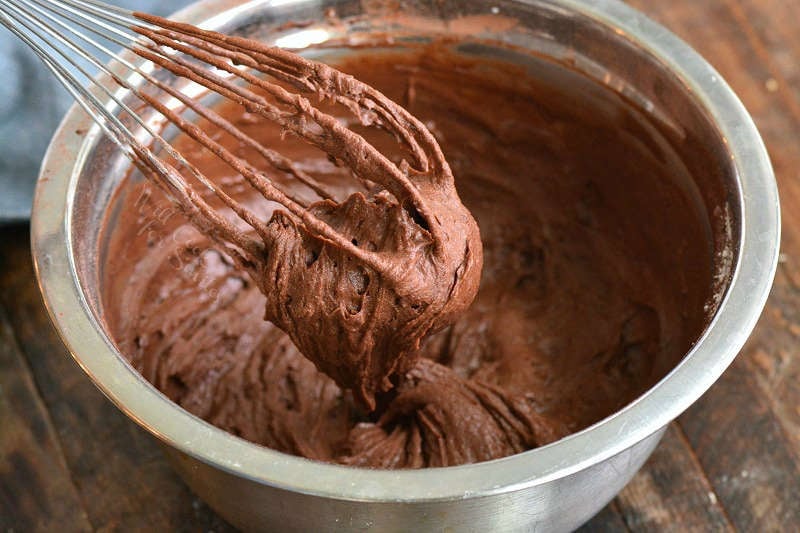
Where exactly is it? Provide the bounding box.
[31,0,780,531]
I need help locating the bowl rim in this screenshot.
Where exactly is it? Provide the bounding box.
[31,0,780,502]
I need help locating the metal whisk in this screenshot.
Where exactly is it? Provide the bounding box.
[0,0,483,408]
[0,0,452,275]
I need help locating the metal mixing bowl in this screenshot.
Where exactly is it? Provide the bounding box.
[31,0,780,530]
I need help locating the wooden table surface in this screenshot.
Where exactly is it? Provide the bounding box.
[2,0,799,530]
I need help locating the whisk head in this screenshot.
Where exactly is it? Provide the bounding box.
[0,0,483,409]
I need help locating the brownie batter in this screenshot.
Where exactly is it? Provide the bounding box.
[130,15,483,411]
[101,45,714,468]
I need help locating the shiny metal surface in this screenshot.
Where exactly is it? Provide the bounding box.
[31,0,780,531]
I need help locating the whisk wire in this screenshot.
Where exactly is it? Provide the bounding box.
[0,0,273,263]
[27,0,339,204]
[0,0,453,282]
[0,1,146,168]
[44,0,144,34]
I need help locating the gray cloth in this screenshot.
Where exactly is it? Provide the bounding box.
[0,0,190,223]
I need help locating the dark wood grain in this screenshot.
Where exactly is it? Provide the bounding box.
[577,503,629,533]
[680,363,800,529]
[2,0,800,530]
[612,426,733,532]
[0,304,92,532]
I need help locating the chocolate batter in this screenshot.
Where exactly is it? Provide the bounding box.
[101,45,714,468]
[130,15,484,411]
